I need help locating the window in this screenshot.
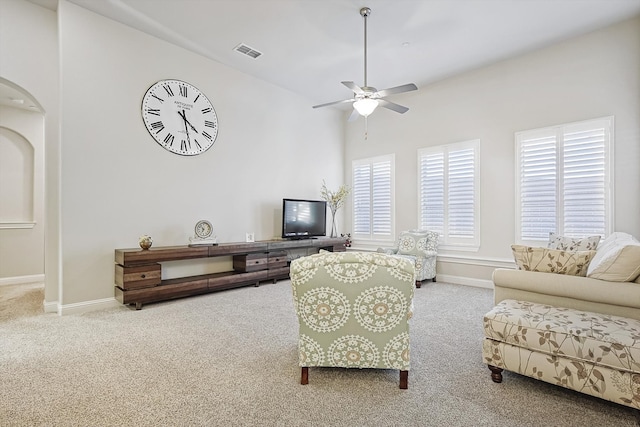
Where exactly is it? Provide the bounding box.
[352,155,394,241]
[515,117,613,244]
[418,140,480,250]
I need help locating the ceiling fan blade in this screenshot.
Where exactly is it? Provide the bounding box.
[375,83,418,98]
[347,108,359,122]
[378,99,409,114]
[342,81,364,95]
[312,98,354,109]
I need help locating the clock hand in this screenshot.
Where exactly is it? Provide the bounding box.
[180,110,192,146]
[178,110,199,133]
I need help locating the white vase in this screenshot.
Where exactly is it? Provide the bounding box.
[330,210,337,238]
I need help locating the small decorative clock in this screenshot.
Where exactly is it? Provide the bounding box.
[194,220,213,240]
[141,79,219,156]
[189,220,217,246]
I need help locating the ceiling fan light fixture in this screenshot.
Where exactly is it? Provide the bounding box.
[353,98,379,116]
[311,6,417,125]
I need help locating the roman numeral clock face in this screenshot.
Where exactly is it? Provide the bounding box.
[141,79,219,156]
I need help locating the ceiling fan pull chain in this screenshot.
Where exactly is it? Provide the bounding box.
[364,116,369,140]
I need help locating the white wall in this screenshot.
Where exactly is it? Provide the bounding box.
[57,1,343,308]
[344,16,640,284]
[0,0,59,304]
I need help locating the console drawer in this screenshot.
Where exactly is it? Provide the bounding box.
[233,253,268,272]
[268,251,288,268]
[115,263,161,290]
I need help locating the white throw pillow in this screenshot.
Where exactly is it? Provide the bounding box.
[547,232,600,251]
[586,232,640,281]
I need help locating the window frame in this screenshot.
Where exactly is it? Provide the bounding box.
[515,116,614,246]
[351,154,395,244]
[417,139,480,251]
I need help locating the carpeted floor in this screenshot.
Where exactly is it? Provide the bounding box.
[0,282,44,322]
[0,281,636,426]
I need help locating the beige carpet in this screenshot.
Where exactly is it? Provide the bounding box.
[0,281,636,426]
[0,282,44,321]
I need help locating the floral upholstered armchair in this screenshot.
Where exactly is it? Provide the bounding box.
[290,251,416,389]
[377,229,438,287]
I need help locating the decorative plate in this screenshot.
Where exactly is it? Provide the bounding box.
[194,220,213,239]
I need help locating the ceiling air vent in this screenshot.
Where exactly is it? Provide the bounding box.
[234,43,263,59]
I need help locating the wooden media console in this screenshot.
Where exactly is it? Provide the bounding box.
[114,237,346,309]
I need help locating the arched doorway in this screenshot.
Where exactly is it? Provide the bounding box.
[0,78,47,310]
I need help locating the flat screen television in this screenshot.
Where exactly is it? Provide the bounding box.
[282,198,327,239]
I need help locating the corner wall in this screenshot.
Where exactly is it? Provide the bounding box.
[0,0,60,307]
[57,1,343,310]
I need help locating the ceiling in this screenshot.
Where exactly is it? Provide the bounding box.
[7,0,640,113]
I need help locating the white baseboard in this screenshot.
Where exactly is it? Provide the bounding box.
[0,274,45,286]
[43,300,58,313]
[436,274,494,290]
[51,297,120,316]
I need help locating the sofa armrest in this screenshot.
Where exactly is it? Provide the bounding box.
[403,251,437,262]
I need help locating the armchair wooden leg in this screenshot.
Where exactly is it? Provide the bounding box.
[399,370,408,389]
[415,280,421,288]
[488,365,503,383]
[301,367,309,385]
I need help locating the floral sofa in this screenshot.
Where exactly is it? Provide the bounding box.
[289,251,415,389]
[484,232,640,409]
[377,229,438,287]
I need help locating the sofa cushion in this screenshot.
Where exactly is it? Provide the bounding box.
[547,232,600,251]
[586,232,640,281]
[511,245,595,276]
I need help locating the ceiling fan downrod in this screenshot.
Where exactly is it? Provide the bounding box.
[361,7,371,88]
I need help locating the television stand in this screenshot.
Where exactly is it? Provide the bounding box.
[114,237,346,309]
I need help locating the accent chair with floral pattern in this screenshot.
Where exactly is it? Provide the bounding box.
[290,251,416,389]
[377,229,438,287]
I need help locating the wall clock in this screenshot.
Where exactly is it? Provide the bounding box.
[141,79,219,156]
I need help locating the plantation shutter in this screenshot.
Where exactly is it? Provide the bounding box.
[516,117,611,243]
[419,152,444,235]
[352,155,394,240]
[518,132,557,241]
[371,160,392,236]
[352,163,372,235]
[448,148,475,238]
[418,140,479,249]
[562,124,607,237]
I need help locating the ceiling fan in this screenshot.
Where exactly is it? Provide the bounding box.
[312,6,418,121]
